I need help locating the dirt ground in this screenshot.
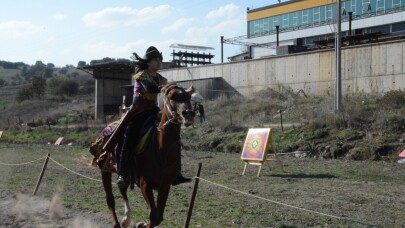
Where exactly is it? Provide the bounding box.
[0,189,111,228]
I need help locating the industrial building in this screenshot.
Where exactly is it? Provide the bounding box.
[83,0,405,119]
[241,0,405,58]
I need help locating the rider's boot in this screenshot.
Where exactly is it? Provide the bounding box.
[172,145,192,185]
[117,121,137,190]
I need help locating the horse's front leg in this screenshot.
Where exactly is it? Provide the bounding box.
[156,184,171,226]
[140,181,159,227]
[119,185,132,228]
[101,171,120,228]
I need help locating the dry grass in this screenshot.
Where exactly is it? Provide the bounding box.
[185,87,405,160]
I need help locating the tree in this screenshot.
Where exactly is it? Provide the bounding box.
[16,85,33,102]
[46,63,55,69]
[59,79,79,96]
[47,77,79,97]
[0,78,5,87]
[59,68,68,74]
[34,61,46,70]
[31,76,46,98]
[44,68,54,78]
[77,61,86,68]
[46,76,62,95]
[102,57,115,63]
[20,66,27,78]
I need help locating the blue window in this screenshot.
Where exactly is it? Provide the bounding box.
[392,21,405,32]
[313,7,320,23]
[376,0,385,12]
[392,0,401,8]
[302,9,308,24]
[283,14,289,28]
[292,12,298,26]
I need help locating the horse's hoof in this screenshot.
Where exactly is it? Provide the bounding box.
[120,217,132,228]
[135,222,145,228]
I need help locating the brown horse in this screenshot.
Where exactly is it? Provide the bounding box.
[96,83,195,228]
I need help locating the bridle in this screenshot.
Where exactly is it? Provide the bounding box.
[157,84,184,130]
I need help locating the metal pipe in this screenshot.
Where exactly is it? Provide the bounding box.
[276,25,280,47]
[335,0,342,112]
[348,12,353,36]
[220,36,224,63]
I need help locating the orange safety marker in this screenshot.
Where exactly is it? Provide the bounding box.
[399,149,405,158]
[54,137,63,146]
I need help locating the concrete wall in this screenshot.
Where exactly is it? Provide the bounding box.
[160,40,404,97]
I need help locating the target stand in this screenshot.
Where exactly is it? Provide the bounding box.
[241,128,273,177]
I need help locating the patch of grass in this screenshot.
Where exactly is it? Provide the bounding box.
[304,127,329,140]
[271,128,301,152]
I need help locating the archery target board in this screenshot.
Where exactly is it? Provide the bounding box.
[241,128,272,162]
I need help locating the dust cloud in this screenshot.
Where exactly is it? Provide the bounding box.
[6,192,101,228]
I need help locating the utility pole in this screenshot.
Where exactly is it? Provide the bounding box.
[335,0,342,112]
[220,36,224,63]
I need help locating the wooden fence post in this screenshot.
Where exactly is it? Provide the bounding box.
[33,153,50,195]
[184,163,202,228]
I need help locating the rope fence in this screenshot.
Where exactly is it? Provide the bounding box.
[0,156,45,166]
[0,154,102,183]
[47,156,102,183]
[195,176,379,227]
[1,155,378,227]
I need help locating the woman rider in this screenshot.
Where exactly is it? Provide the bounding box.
[116,46,191,189]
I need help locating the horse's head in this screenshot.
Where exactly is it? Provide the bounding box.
[161,82,195,127]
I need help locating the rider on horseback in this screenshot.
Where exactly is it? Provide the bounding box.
[116,46,191,189]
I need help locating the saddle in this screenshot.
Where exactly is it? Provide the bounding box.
[89,113,158,173]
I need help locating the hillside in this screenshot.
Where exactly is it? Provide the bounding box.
[0,67,20,84]
[180,89,405,161]
[0,66,95,130]
[0,78,404,161]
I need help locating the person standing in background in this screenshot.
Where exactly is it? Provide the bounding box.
[198,103,205,124]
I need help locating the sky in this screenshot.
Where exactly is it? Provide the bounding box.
[0,0,279,67]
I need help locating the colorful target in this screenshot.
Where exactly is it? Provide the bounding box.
[241,128,272,162]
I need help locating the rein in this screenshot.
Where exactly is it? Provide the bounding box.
[157,85,183,130]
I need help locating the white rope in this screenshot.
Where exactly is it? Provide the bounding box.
[195,177,379,227]
[48,156,102,183]
[0,156,45,166]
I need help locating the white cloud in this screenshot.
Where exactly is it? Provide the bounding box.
[206,3,240,21]
[54,14,66,21]
[81,39,180,62]
[82,40,149,58]
[82,5,174,28]
[185,17,245,45]
[162,18,195,34]
[0,21,42,38]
